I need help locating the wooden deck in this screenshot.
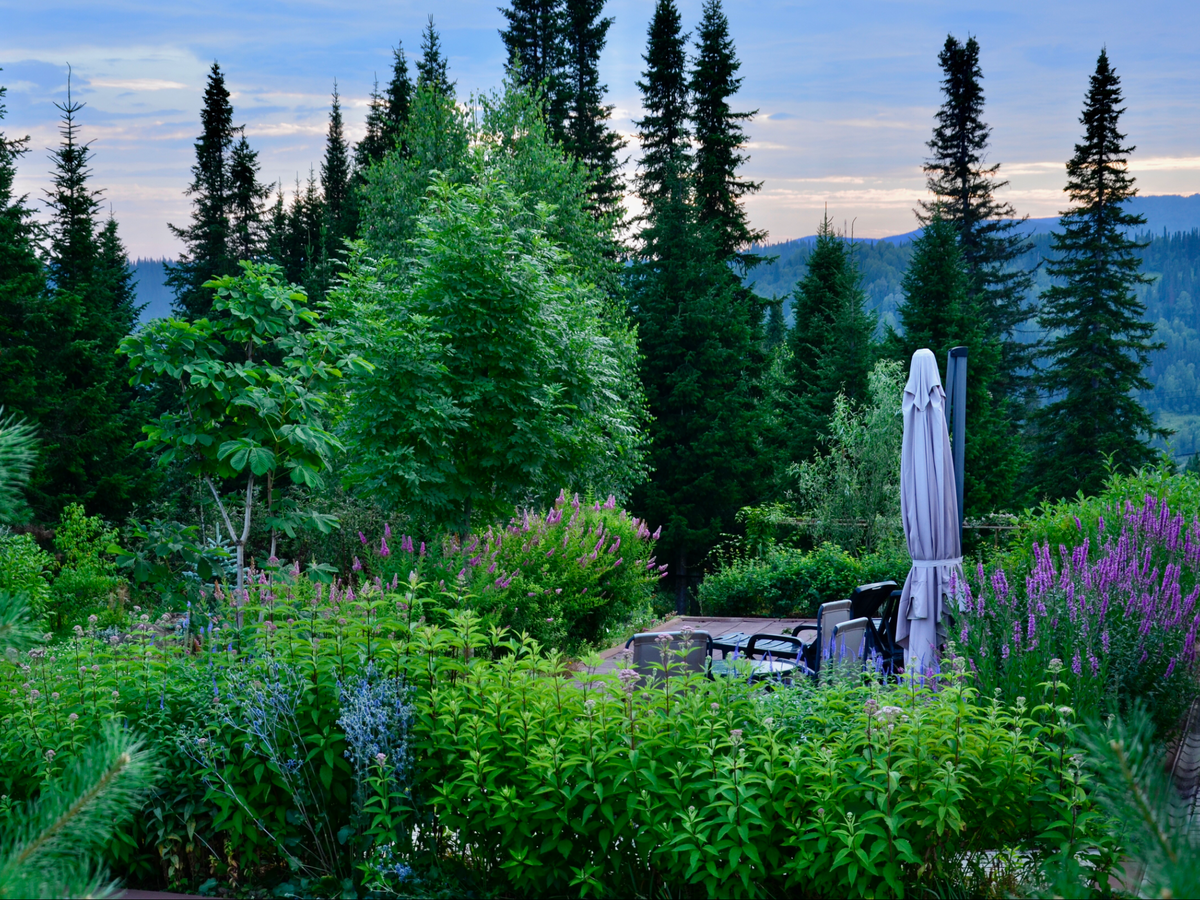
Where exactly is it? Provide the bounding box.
[587,616,817,674]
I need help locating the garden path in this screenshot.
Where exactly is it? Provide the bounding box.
[585,616,817,674]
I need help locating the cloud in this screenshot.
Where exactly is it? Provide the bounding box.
[766,112,797,121]
[89,78,187,91]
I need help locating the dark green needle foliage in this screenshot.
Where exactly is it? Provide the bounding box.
[322,83,353,245]
[228,133,268,263]
[500,0,569,141]
[22,78,146,521]
[561,0,625,216]
[921,35,1034,412]
[1034,50,1165,499]
[887,214,1018,514]
[629,0,765,604]
[689,0,763,269]
[0,75,49,437]
[167,62,238,319]
[357,43,414,171]
[416,18,453,96]
[0,724,158,899]
[783,215,876,464]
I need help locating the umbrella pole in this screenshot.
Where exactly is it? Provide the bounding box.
[946,346,968,539]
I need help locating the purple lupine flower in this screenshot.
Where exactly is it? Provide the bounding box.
[384,523,392,539]
[604,494,616,510]
[652,526,661,540]
[1072,650,1082,676]
[380,537,390,557]
[1089,653,1099,676]
[359,531,368,546]
[352,556,363,572]
[1165,657,1177,678]
[419,541,426,557]
[1002,644,1010,660]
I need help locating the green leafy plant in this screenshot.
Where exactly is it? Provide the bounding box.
[120,263,364,592]
[698,542,906,618]
[0,533,53,622]
[47,504,122,632]
[0,723,158,899]
[0,408,37,526]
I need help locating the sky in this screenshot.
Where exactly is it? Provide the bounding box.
[3,0,1200,258]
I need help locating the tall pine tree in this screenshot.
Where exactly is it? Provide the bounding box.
[689,0,763,269]
[416,18,454,96]
[356,45,413,170]
[167,62,237,318]
[0,74,49,442]
[31,78,145,519]
[784,215,876,463]
[561,0,624,216]
[920,35,1033,409]
[1034,49,1165,498]
[887,214,1016,515]
[500,0,568,141]
[321,82,354,249]
[228,133,268,263]
[629,0,765,610]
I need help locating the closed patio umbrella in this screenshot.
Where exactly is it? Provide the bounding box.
[895,349,964,674]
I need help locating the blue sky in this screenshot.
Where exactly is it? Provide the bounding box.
[3,0,1199,257]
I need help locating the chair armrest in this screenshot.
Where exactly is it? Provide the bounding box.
[744,633,806,658]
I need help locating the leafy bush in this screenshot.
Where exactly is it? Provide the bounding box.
[0,530,53,620]
[395,619,1112,899]
[699,543,907,618]
[355,491,664,653]
[964,489,1200,736]
[47,503,124,631]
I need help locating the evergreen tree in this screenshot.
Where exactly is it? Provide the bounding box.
[784,216,876,462]
[887,214,1016,514]
[416,18,454,96]
[634,0,690,236]
[356,78,390,172]
[321,82,354,247]
[562,0,625,216]
[229,133,268,262]
[500,0,568,141]
[689,0,763,268]
[920,35,1033,406]
[629,0,765,610]
[0,74,48,439]
[30,81,146,520]
[1035,49,1165,498]
[385,43,414,140]
[167,62,237,318]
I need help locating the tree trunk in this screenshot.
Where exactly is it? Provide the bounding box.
[235,471,255,627]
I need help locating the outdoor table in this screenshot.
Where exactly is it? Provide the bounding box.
[710,631,804,660]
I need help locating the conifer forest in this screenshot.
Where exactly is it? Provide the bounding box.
[2,3,1200,898]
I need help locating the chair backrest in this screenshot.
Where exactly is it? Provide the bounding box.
[830,617,871,662]
[743,633,805,660]
[627,631,712,680]
[817,600,852,658]
[850,581,898,619]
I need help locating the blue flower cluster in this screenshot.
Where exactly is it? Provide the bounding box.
[337,662,413,785]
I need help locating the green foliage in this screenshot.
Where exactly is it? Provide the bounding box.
[500,0,569,141]
[921,34,1034,409]
[0,408,36,525]
[337,174,646,530]
[699,543,907,618]
[887,214,1020,513]
[394,620,1112,898]
[0,532,53,621]
[0,724,159,899]
[46,504,122,632]
[788,360,903,556]
[1035,49,1166,500]
[781,217,878,465]
[121,263,358,588]
[360,492,663,652]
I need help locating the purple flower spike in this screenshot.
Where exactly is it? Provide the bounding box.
[352,556,363,572]
[419,541,426,556]
[359,531,368,546]
[380,537,390,557]
[384,523,391,539]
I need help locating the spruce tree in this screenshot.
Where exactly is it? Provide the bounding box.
[629,0,765,609]
[32,82,145,519]
[416,18,454,96]
[887,214,1017,514]
[635,0,690,248]
[1035,49,1165,498]
[357,78,390,172]
[229,133,268,262]
[920,35,1033,407]
[167,62,237,318]
[689,0,763,268]
[784,216,876,462]
[500,0,568,140]
[385,43,414,141]
[562,0,624,216]
[321,82,353,247]
[0,75,48,436]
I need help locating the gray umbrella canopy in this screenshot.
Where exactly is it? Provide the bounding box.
[895,349,964,674]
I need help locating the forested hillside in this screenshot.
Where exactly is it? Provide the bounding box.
[745,221,1200,462]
